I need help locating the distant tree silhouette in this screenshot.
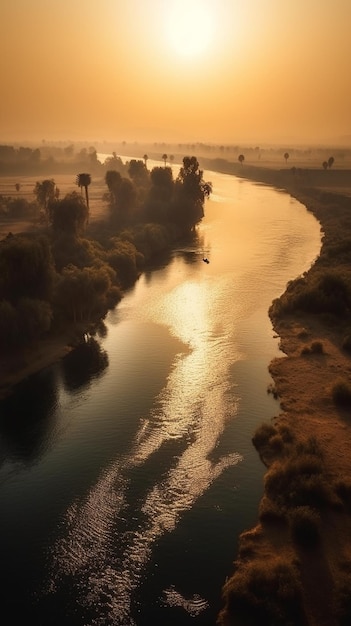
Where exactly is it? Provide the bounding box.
[322,161,328,170]
[170,154,174,166]
[105,170,122,196]
[162,153,168,167]
[128,159,149,186]
[15,183,21,193]
[173,156,212,229]
[328,156,335,168]
[104,169,136,223]
[284,152,290,164]
[51,192,89,236]
[144,166,174,222]
[76,173,91,215]
[143,154,148,168]
[238,154,245,166]
[34,179,56,219]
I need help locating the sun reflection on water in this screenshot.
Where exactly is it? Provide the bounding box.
[47,275,243,624]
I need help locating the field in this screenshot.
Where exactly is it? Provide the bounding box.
[0,173,110,238]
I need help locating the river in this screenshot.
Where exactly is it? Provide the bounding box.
[0,164,321,625]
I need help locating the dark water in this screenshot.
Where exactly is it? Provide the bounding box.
[0,169,321,625]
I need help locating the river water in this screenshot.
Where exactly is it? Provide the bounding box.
[0,165,321,625]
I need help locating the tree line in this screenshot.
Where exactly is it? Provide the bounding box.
[0,156,212,353]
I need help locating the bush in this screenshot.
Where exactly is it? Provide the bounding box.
[219,557,304,626]
[252,422,278,448]
[289,506,320,548]
[259,496,287,524]
[301,340,324,355]
[271,271,351,317]
[264,445,332,509]
[332,379,351,407]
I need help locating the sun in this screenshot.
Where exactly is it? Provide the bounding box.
[164,1,215,58]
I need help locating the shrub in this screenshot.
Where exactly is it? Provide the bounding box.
[302,340,324,355]
[295,436,323,458]
[264,447,332,509]
[278,424,294,444]
[289,506,320,548]
[271,271,351,317]
[252,422,278,448]
[332,379,351,407]
[219,557,304,626]
[259,496,287,524]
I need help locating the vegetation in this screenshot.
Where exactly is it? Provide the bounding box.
[300,340,324,355]
[0,155,211,356]
[331,379,351,407]
[288,506,320,548]
[218,556,305,626]
[270,270,351,318]
[76,173,91,215]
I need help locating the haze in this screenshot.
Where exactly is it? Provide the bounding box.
[1,0,350,146]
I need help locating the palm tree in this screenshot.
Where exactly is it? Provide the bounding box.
[162,153,168,167]
[284,152,289,164]
[238,154,245,166]
[76,173,91,216]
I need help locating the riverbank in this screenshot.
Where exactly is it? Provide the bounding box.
[217,166,351,625]
[0,326,87,400]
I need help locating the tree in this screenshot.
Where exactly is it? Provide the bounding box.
[328,156,335,168]
[0,234,55,303]
[50,192,89,236]
[104,170,136,223]
[34,179,56,218]
[238,154,245,166]
[322,161,328,170]
[55,264,113,323]
[15,183,21,193]
[128,159,149,186]
[284,152,289,164]
[143,154,148,168]
[76,173,91,216]
[162,153,168,167]
[144,166,175,222]
[105,169,122,202]
[173,156,212,229]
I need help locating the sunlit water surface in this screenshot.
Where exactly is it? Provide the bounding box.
[0,167,321,625]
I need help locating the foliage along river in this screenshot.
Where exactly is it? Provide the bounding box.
[0,162,321,625]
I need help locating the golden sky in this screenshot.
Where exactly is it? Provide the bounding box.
[1,0,350,146]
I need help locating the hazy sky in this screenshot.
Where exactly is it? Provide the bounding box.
[1,0,350,146]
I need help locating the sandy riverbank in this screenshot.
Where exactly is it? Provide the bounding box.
[217,167,351,626]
